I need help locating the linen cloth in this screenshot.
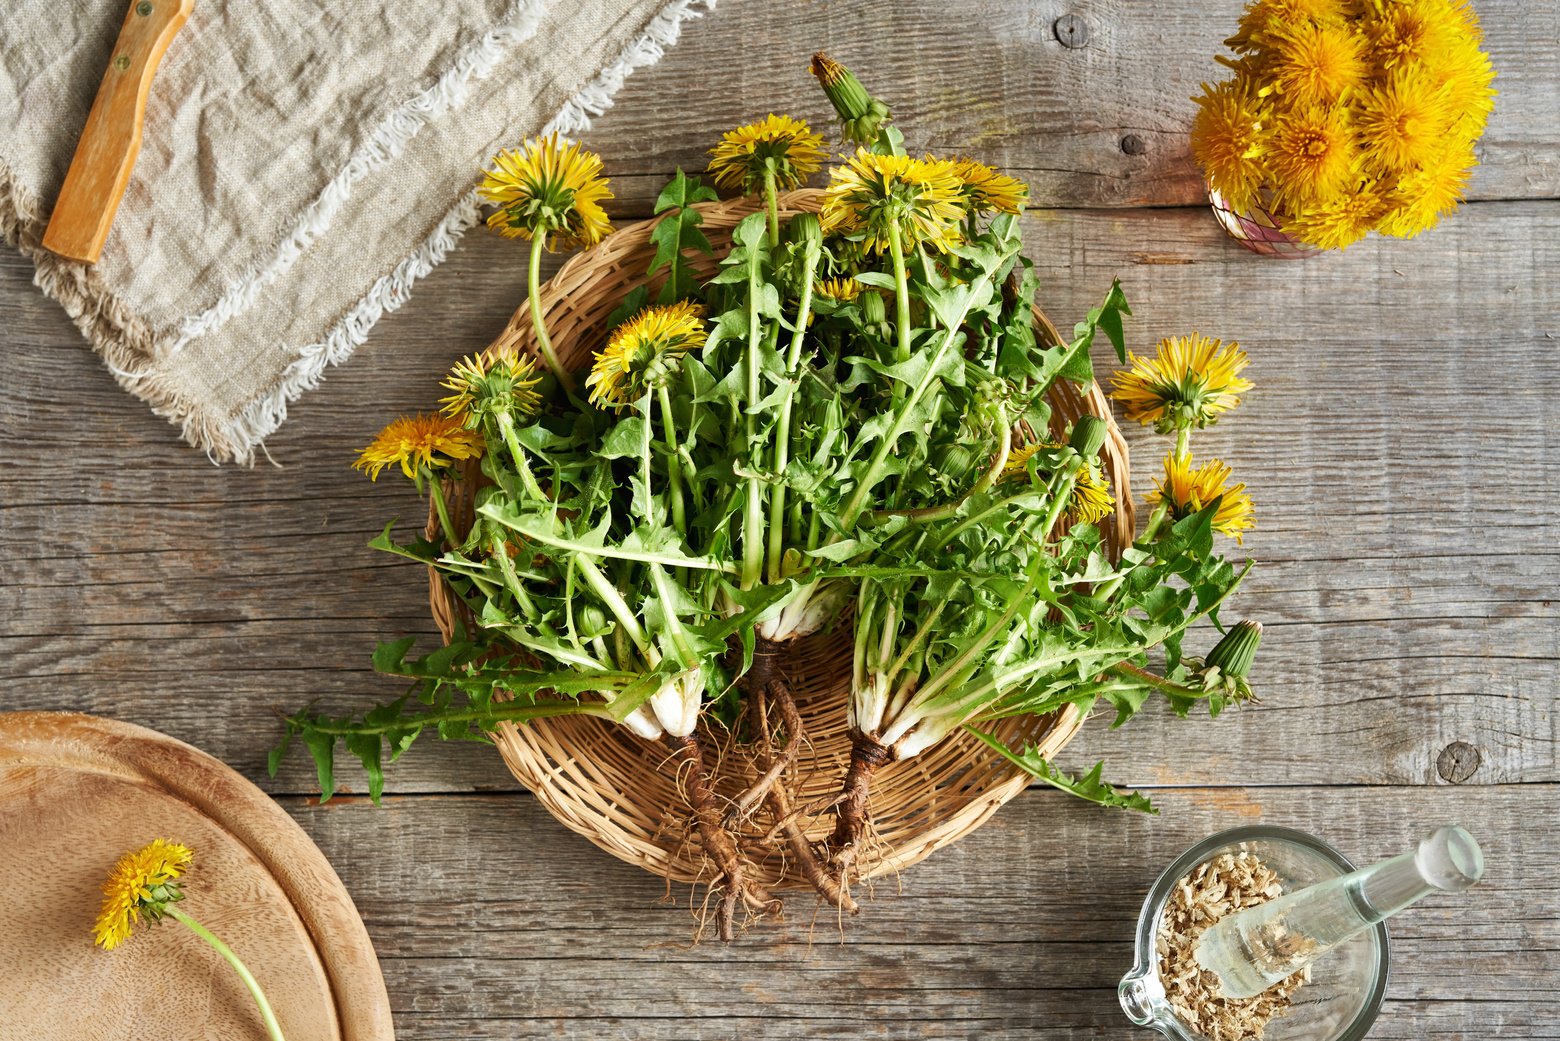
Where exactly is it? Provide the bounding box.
[1,0,712,462]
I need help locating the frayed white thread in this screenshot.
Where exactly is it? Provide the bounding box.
[166,0,552,356]
[213,0,717,465]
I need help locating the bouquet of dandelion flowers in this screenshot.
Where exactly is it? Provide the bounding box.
[279,55,1268,938]
[1192,0,1496,250]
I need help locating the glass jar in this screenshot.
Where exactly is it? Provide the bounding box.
[1119,825,1389,1041]
[1208,186,1323,260]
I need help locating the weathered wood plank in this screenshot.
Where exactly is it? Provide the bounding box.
[285,784,1560,1039]
[3,200,1556,798]
[584,0,1560,213]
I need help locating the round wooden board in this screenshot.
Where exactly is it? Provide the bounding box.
[0,712,393,1041]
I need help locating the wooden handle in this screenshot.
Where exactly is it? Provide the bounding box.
[42,0,195,264]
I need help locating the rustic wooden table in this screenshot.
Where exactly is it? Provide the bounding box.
[4,2,1556,1038]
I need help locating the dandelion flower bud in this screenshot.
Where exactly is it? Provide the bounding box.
[1068,415,1109,459]
[1205,619,1263,679]
[810,52,891,147]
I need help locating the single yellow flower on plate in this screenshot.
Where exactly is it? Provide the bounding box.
[588,302,706,408]
[480,134,613,250]
[1266,104,1360,207]
[815,276,864,303]
[94,840,289,1041]
[1265,20,1366,108]
[94,838,193,950]
[1357,68,1455,174]
[440,347,543,426]
[1190,79,1268,213]
[820,150,965,254]
[707,114,826,195]
[1110,333,1253,434]
[1151,454,1255,543]
[354,413,485,480]
[951,158,1029,216]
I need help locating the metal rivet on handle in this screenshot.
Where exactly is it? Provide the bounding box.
[1054,14,1090,49]
[113,54,131,71]
[136,1,154,14]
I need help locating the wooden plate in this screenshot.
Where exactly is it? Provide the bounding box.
[0,712,393,1040]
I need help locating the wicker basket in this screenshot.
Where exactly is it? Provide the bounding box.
[428,190,1136,891]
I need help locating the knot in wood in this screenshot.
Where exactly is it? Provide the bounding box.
[1436,741,1481,784]
[1054,14,1090,49]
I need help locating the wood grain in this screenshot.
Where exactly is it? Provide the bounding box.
[285,784,1560,1040]
[41,0,194,263]
[0,712,392,1041]
[3,0,1558,1035]
[580,0,1560,215]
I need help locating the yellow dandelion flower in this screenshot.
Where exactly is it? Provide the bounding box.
[707,114,826,195]
[1376,140,1474,237]
[94,839,193,950]
[587,302,706,408]
[480,134,613,250]
[1151,454,1255,544]
[820,150,965,254]
[1228,0,1349,52]
[950,158,1029,216]
[353,413,484,481]
[1281,180,1389,249]
[1000,440,1117,525]
[1265,104,1360,207]
[1069,468,1117,526]
[1191,79,1269,213]
[1421,35,1496,142]
[1109,333,1253,434]
[1265,20,1367,108]
[815,276,864,303]
[439,347,543,426]
[1001,440,1052,481]
[1366,0,1465,71]
[1356,69,1455,175]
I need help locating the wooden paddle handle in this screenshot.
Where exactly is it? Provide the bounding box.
[42,0,195,264]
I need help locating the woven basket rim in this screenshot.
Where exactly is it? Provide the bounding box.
[426,190,1135,890]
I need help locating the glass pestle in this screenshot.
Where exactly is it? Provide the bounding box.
[1193,826,1484,999]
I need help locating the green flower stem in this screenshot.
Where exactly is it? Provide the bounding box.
[166,907,287,1041]
[763,167,781,249]
[495,411,547,501]
[657,385,687,533]
[1108,661,1208,702]
[869,403,1011,528]
[528,233,574,393]
[886,220,913,402]
[574,554,656,663]
[740,224,766,590]
[766,242,821,583]
[836,320,967,532]
[1095,483,1172,605]
[1175,426,1192,462]
[424,471,461,549]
